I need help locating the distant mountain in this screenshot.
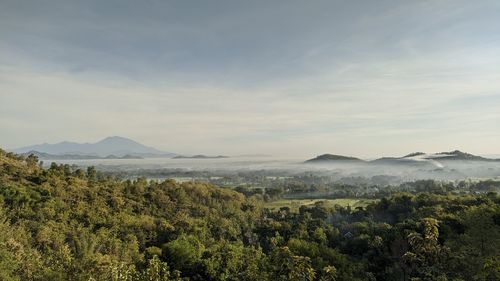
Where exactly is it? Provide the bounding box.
[13,136,175,158]
[21,150,143,160]
[428,150,492,161]
[307,150,499,165]
[173,155,229,159]
[403,152,426,158]
[305,154,364,163]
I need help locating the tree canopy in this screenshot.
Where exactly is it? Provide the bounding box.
[0,148,498,280]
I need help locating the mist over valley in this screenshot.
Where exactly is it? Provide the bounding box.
[2,1,499,280]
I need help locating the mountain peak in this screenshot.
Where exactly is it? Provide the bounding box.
[305,154,363,163]
[98,136,137,143]
[437,150,465,155]
[432,150,487,161]
[403,152,426,158]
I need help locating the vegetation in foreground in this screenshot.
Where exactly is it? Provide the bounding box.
[0,148,499,281]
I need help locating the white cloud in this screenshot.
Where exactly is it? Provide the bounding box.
[1,1,500,157]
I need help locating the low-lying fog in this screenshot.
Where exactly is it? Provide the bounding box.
[44,156,500,184]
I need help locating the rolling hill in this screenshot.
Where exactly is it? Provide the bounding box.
[306,150,499,165]
[305,154,365,163]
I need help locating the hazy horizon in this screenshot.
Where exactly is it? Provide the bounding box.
[8,135,500,160]
[2,1,500,157]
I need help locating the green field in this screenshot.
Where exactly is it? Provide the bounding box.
[264,198,377,212]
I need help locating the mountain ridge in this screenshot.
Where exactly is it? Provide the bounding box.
[13,136,175,158]
[305,154,365,163]
[306,150,500,164]
[20,150,144,160]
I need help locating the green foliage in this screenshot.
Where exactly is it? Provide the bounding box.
[319,266,337,281]
[163,234,204,273]
[0,149,498,280]
[268,246,315,281]
[201,240,266,280]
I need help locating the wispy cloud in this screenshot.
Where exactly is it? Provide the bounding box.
[1,0,500,156]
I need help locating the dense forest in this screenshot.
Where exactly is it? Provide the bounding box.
[0,148,499,281]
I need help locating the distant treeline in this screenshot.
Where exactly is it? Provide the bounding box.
[235,178,500,201]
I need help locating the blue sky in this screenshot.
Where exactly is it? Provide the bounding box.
[1,0,500,157]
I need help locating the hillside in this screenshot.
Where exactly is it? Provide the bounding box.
[0,148,498,281]
[0,148,264,280]
[305,154,364,163]
[429,150,492,161]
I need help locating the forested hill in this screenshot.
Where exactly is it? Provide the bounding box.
[0,148,499,281]
[0,149,263,280]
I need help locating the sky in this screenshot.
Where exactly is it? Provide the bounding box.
[1,0,500,158]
